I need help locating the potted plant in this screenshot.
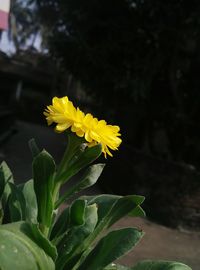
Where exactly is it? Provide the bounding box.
[0,96,191,270]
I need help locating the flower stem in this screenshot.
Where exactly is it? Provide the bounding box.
[39,224,49,238]
[55,132,85,182]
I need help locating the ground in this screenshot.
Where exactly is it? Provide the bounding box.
[115,217,199,269]
[0,121,199,269]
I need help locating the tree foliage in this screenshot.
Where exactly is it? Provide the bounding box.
[12,0,200,166]
[6,0,40,52]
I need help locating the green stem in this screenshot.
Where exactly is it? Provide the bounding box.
[57,132,84,178]
[39,223,49,238]
[55,185,76,208]
[44,133,85,238]
[52,181,61,206]
[42,182,61,238]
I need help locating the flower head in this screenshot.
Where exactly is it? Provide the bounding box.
[44,96,122,157]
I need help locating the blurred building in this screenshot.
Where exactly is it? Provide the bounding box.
[0,50,57,143]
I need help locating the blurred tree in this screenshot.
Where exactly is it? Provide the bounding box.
[14,0,200,167]
[7,0,40,52]
[3,0,200,228]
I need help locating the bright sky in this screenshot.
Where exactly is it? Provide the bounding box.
[0,30,15,54]
[0,30,43,55]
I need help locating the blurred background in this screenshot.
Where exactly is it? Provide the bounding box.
[0,0,200,232]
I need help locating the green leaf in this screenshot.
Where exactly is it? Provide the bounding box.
[0,161,14,207]
[70,199,86,226]
[81,194,123,222]
[51,199,87,244]
[131,261,192,270]
[28,223,57,261]
[78,163,105,189]
[57,144,102,184]
[129,205,146,218]
[50,199,87,240]
[107,195,145,227]
[50,207,70,242]
[0,166,5,200]
[0,207,2,224]
[22,179,38,223]
[78,228,144,270]
[33,150,56,227]
[62,195,144,270]
[0,222,55,270]
[56,203,98,270]
[29,139,40,158]
[81,194,145,228]
[8,183,26,222]
[56,163,105,207]
[58,132,86,173]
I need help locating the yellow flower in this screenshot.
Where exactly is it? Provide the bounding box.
[44,96,122,157]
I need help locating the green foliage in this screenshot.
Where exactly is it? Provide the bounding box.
[8,183,26,221]
[56,163,105,207]
[0,161,14,223]
[57,143,102,184]
[0,222,55,270]
[0,161,14,207]
[78,228,143,270]
[33,150,56,228]
[0,135,192,270]
[29,138,40,158]
[21,180,38,223]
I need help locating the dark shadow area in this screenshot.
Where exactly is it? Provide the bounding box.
[1,0,200,230]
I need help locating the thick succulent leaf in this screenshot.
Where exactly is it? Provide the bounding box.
[0,161,14,207]
[131,261,192,270]
[50,207,70,242]
[67,194,144,268]
[57,204,98,253]
[69,199,86,226]
[58,144,102,184]
[0,222,55,270]
[29,223,57,261]
[129,205,146,218]
[78,228,144,270]
[78,163,105,187]
[1,200,10,224]
[29,139,40,158]
[58,132,86,172]
[21,179,38,223]
[106,195,145,227]
[56,203,98,270]
[8,183,26,222]
[81,194,123,221]
[33,150,56,227]
[81,194,145,228]
[52,199,87,244]
[0,163,5,199]
[56,163,105,207]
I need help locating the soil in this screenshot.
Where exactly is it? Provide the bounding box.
[114,217,200,270]
[0,121,199,270]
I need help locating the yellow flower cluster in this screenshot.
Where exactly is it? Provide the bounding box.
[44,96,122,157]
